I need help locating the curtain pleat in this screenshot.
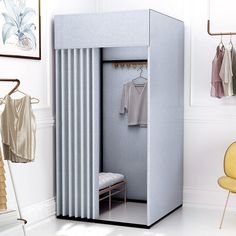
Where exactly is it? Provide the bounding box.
[61,49,69,216]
[91,49,100,218]
[68,49,74,217]
[86,49,91,218]
[73,49,80,218]
[80,48,85,218]
[55,48,100,219]
[55,49,62,215]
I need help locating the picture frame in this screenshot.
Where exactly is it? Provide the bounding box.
[0,0,41,60]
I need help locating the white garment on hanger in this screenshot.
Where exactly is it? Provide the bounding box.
[231,48,236,95]
[0,95,36,163]
[219,48,234,96]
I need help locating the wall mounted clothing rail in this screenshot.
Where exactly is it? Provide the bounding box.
[207,0,236,36]
[102,60,147,63]
[207,19,236,36]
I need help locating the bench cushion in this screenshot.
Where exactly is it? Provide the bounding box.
[99,172,125,190]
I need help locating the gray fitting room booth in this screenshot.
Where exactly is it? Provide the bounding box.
[54,9,184,228]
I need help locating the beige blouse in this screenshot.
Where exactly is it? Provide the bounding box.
[220,48,234,96]
[1,95,36,163]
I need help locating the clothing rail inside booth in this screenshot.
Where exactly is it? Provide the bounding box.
[102,59,148,69]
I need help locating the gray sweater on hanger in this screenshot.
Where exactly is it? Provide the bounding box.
[120,81,147,126]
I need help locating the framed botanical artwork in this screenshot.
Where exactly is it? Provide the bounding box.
[0,0,41,60]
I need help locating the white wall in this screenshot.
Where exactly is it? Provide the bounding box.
[2,0,97,225]
[184,0,236,208]
[96,0,184,20]
[2,0,54,217]
[96,0,236,209]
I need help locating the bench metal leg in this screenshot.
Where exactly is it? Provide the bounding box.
[124,183,127,203]
[109,190,111,210]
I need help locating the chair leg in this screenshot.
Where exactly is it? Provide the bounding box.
[219,191,230,229]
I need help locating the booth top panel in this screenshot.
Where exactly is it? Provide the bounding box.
[54,10,150,49]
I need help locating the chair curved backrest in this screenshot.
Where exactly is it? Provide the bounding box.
[224,141,236,179]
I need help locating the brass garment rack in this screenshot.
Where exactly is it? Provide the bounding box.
[0,78,27,236]
[0,78,20,95]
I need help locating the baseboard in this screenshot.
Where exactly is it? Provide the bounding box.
[21,198,56,227]
[183,187,236,211]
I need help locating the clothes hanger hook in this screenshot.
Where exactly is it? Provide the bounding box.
[137,66,143,76]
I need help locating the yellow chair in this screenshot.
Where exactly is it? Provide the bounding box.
[218,141,236,229]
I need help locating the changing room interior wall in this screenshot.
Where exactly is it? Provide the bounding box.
[102,47,148,200]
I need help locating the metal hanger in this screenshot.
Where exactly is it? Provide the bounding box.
[0,78,39,104]
[229,33,233,50]
[10,89,40,104]
[132,67,147,86]
[218,34,224,49]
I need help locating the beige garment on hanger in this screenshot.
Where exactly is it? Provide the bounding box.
[219,48,234,96]
[1,95,36,163]
[0,150,6,211]
[231,48,236,95]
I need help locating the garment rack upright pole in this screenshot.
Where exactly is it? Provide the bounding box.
[7,162,26,236]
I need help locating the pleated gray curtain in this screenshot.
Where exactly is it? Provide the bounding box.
[55,48,100,219]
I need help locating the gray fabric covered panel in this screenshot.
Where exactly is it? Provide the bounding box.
[147,12,184,225]
[102,58,147,201]
[54,10,150,49]
[103,47,148,61]
[55,48,100,219]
